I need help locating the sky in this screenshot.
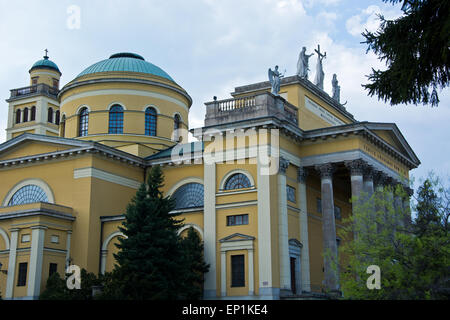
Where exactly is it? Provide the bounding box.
[0,0,448,190]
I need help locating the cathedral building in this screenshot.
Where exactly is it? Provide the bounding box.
[0,51,419,299]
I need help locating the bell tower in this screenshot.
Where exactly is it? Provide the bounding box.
[5,50,62,140]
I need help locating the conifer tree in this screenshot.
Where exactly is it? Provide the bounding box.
[363,0,450,106]
[180,227,209,299]
[104,165,186,300]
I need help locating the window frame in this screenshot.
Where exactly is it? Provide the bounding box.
[231,254,245,287]
[145,107,157,136]
[226,214,249,226]
[108,105,124,134]
[17,262,28,287]
[78,107,89,137]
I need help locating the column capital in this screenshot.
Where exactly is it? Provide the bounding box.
[362,165,374,180]
[373,170,389,187]
[279,157,289,174]
[297,167,308,183]
[344,159,367,176]
[315,163,335,179]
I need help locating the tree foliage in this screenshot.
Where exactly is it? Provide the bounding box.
[337,175,450,299]
[39,269,103,300]
[362,0,450,106]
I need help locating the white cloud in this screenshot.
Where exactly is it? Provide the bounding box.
[346,4,402,37]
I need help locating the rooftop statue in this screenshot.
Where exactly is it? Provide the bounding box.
[332,73,340,102]
[268,65,284,96]
[297,46,314,79]
[314,45,326,90]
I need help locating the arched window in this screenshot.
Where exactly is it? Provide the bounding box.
[78,107,89,137]
[15,109,21,124]
[30,106,36,121]
[55,110,60,125]
[145,107,157,136]
[173,114,181,141]
[171,183,204,210]
[60,115,66,137]
[23,108,29,122]
[109,105,124,134]
[8,185,48,206]
[48,107,53,123]
[224,173,252,190]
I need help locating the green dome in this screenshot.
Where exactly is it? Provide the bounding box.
[75,52,174,82]
[30,55,61,74]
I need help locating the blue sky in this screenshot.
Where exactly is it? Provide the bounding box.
[0,0,449,189]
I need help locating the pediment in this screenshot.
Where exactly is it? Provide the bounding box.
[219,233,255,243]
[0,133,92,161]
[365,123,420,166]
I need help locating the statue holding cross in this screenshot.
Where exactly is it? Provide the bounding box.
[314,45,326,90]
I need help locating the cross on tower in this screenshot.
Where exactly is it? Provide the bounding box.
[44,49,49,59]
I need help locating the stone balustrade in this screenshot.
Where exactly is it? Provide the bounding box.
[204,92,298,127]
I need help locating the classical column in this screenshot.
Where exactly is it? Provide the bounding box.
[220,250,226,297]
[27,225,47,299]
[257,155,275,299]
[5,228,19,299]
[100,250,108,275]
[403,187,414,227]
[345,159,366,207]
[277,157,291,294]
[248,248,255,296]
[297,167,311,292]
[315,163,339,293]
[203,162,217,299]
[65,231,72,269]
[363,165,375,198]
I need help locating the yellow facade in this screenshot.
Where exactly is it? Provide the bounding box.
[0,51,419,300]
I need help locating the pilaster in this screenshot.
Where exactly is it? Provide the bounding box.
[297,166,311,292]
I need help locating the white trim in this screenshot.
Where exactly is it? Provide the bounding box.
[143,104,160,114]
[173,112,183,122]
[0,227,10,250]
[102,231,126,251]
[73,167,142,189]
[177,224,204,239]
[107,102,127,111]
[76,104,91,114]
[2,178,55,206]
[5,229,19,298]
[219,169,255,191]
[61,89,189,113]
[216,188,256,197]
[220,237,254,297]
[216,200,257,210]
[27,226,47,298]
[100,231,126,274]
[167,177,204,196]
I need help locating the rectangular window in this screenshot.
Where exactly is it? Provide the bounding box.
[52,78,59,89]
[31,77,38,85]
[17,262,28,287]
[49,263,58,277]
[227,214,249,226]
[316,198,322,214]
[231,255,245,287]
[21,234,30,243]
[334,205,342,220]
[287,185,296,203]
